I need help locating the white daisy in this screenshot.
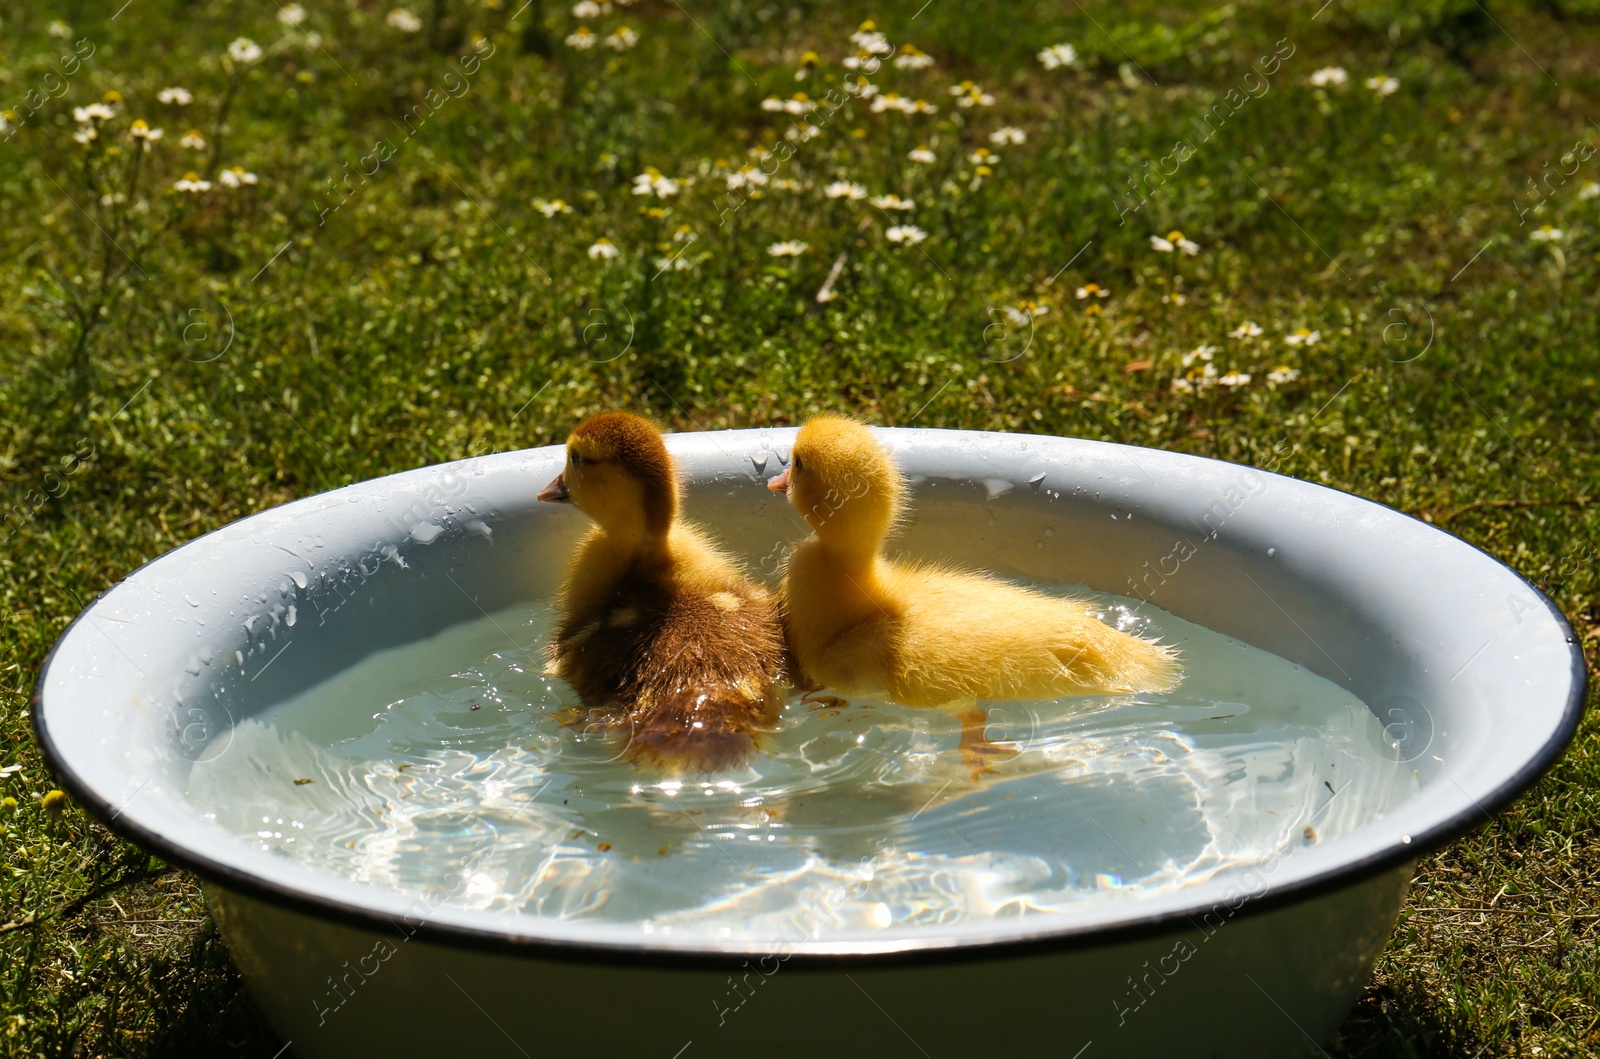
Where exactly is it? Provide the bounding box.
[782,93,815,115]
[572,0,607,16]
[1038,43,1077,70]
[1218,371,1252,388]
[825,181,867,200]
[534,198,573,217]
[1267,366,1302,385]
[1365,75,1399,96]
[158,86,194,105]
[218,166,258,187]
[179,128,207,149]
[1228,322,1264,339]
[228,37,264,63]
[129,119,163,146]
[1308,67,1348,88]
[1579,181,1600,200]
[588,237,620,260]
[869,193,915,210]
[967,147,999,165]
[760,97,785,112]
[631,168,680,197]
[1001,301,1049,325]
[1075,283,1111,300]
[908,146,936,164]
[894,45,935,70]
[278,3,307,27]
[886,224,927,244]
[726,164,769,190]
[654,254,693,272]
[767,240,808,256]
[990,126,1026,146]
[1284,328,1320,346]
[1171,377,1197,395]
[603,26,638,50]
[1181,344,1218,366]
[949,81,994,107]
[174,171,212,192]
[1530,225,1563,242]
[73,125,98,145]
[47,20,73,38]
[386,9,423,32]
[566,27,597,49]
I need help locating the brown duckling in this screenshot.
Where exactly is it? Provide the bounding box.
[538,412,785,772]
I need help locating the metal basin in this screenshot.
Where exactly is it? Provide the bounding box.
[32,428,1586,1058]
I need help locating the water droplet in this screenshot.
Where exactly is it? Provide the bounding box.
[411,522,444,544]
[200,646,214,665]
[467,519,492,539]
[290,571,308,589]
[1028,473,1047,492]
[750,453,768,474]
[286,605,298,627]
[183,594,200,608]
[1267,547,1276,557]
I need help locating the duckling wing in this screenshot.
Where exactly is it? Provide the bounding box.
[881,562,1180,705]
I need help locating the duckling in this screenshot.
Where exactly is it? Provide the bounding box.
[538,412,785,772]
[767,415,1181,777]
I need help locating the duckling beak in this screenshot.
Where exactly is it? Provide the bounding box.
[766,468,790,493]
[538,472,571,503]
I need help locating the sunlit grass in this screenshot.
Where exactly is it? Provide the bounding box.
[1,0,1597,1055]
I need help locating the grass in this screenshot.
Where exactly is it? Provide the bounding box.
[1,0,1597,1054]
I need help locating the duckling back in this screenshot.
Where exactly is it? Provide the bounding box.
[549,533,786,772]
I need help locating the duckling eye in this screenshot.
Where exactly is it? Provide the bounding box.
[792,456,803,473]
[569,451,580,467]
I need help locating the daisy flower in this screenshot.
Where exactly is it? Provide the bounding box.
[1075,283,1111,300]
[1171,377,1197,395]
[895,44,935,70]
[967,147,998,165]
[534,198,573,217]
[1150,229,1199,254]
[588,237,620,260]
[949,81,995,107]
[726,164,769,190]
[1228,322,1264,339]
[174,172,212,192]
[760,97,785,112]
[654,254,693,272]
[1001,300,1049,325]
[885,224,927,244]
[386,9,423,32]
[73,103,115,123]
[631,168,680,197]
[604,27,638,50]
[1365,75,1399,96]
[1218,371,1252,388]
[767,240,808,256]
[1284,328,1320,345]
[869,193,915,211]
[908,146,936,164]
[1530,225,1563,242]
[73,126,98,145]
[158,87,194,105]
[179,128,206,149]
[1578,181,1600,200]
[1037,43,1077,70]
[672,224,696,242]
[572,0,607,16]
[825,181,867,200]
[47,20,73,38]
[129,119,163,147]
[1308,67,1347,88]
[228,37,264,63]
[566,27,597,49]
[217,166,258,187]
[990,127,1026,146]
[1267,366,1302,385]
[782,93,815,115]
[278,3,307,26]
[850,21,891,54]
[796,50,819,81]
[1181,344,1217,366]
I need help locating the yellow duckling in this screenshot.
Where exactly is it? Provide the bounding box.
[539,412,785,772]
[767,415,1181,777]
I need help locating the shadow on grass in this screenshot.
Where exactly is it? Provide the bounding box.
[1332,982,1487,1059]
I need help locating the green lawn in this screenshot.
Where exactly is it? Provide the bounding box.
[2,0,1598,1054]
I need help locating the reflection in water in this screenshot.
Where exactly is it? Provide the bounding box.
[186,592,1415,939]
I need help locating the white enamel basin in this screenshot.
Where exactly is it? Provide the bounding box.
[32,428,1586,1058]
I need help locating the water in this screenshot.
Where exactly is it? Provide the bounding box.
[186,588,1416,938]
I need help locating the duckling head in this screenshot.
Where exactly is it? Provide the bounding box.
[539,412,678,545]
[767,415,905,557]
